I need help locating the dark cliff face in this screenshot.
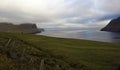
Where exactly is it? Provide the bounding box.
[0,22,43,33]
[101,17,120,32]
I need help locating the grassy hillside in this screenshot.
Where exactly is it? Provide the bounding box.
[0,23,42,33]
[0,32,120,70]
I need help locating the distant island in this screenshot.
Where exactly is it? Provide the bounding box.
[0,22,44,34]
[101,17,120,32]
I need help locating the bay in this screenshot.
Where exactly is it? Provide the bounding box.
[37,28,120,43]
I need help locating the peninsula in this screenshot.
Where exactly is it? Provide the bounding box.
[0,22,44,33]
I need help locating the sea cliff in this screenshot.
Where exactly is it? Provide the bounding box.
[101,17,120,32]
[0,22,44,33]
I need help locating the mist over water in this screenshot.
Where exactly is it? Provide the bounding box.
[38,28,120,43]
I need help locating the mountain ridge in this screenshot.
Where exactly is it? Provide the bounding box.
[0,22,44,33]
[101,17,120,32]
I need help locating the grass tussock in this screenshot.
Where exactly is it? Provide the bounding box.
[0,32,120,70]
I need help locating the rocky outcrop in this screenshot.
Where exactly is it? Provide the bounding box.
[101,17,120,32]
[0,22,44,33]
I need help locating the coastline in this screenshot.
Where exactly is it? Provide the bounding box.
[37,29,120,44]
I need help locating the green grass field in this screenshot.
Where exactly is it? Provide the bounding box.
[0,32,120,70]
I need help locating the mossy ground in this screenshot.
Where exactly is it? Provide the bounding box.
[0,32,120,70]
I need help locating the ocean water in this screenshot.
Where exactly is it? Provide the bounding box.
[37,28,120,43]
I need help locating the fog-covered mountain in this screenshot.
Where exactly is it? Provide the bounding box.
[101,17,120,32]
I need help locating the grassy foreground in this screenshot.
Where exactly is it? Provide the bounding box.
[0,32,120,70]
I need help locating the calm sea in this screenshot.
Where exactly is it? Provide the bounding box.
[37,28,120,43]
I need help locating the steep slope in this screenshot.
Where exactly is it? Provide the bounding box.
[0,33,87,70]
[0,22,43,33]
[101,17,120,32]
[0,32,120,70]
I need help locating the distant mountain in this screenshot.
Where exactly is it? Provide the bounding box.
[101,17,120,32]
[0,22,44,33]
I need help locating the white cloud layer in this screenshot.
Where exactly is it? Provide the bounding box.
[0,0,120,28]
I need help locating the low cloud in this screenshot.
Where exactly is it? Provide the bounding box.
[0,0,120,28]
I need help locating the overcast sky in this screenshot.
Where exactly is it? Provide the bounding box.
[0,0,120,28]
